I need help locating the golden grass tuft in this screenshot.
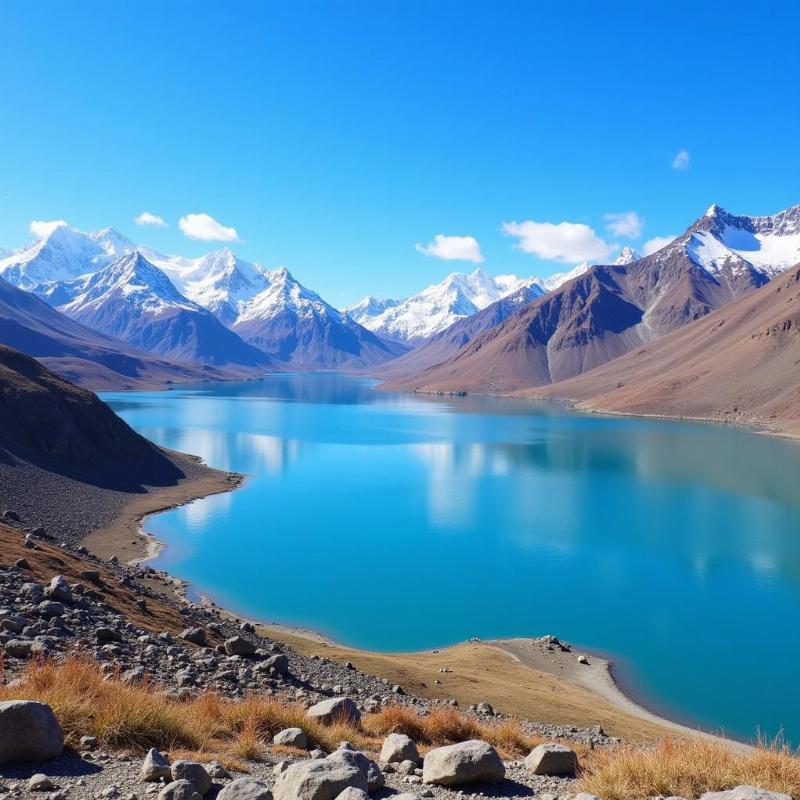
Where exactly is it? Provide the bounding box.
[579,738,800,800]
[8,656,800,800]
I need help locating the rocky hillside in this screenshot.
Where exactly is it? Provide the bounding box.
[0,344,162,464]
[0,345,221,539]
[532,262,800,435]
[384,205,800,394]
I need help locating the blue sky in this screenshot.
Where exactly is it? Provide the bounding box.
[1,0,799,307]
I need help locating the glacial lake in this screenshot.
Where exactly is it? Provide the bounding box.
[102,374,800,744]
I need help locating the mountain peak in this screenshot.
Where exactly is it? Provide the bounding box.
[614,247,641,265]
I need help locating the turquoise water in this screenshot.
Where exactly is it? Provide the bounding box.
[102,374,800,744]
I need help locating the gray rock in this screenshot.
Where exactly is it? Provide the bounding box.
[306,697,361,726]
[422,740,505,786]
[141,748,172,782]
[171,761,212,796]
[327,743,384,791]
[264,654,290,675]
[525,743,579,776]
[217,778,273,800]
[46,576,73,603]
[333,790,368,800]
[3,639,34,658]
[28,774,54,791]
[224,636,257,656]
[180,628,207,646]
[158,780,202,800]
[273,727,308,748]
[273,760,367,800]
[0,700,64,764]
[700,788,792,800]
[380,732,419,764]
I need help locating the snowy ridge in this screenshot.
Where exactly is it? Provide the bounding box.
[142,246,272,325]
[353,268,544,344]
[0,225,135,293]
[235,267,340,324]
[685,204,800,278]
[60,252,201,317]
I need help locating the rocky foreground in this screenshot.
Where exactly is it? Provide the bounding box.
[0,523,794,800]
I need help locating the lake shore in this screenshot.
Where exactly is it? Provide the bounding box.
[77,452,748,749]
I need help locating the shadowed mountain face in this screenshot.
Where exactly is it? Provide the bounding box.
[0,344,178,475]
[534,262,800,435]
[0,275,230,389]
[57,253,273,369]
[385,205,800,394]
[231,267,408,368]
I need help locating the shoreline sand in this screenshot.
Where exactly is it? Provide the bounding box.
[79,453,751,749]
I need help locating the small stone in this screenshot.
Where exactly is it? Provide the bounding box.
[142,748,172,782]
[525,742,579,776]
[273,727,308,748]
[28,775,54,792]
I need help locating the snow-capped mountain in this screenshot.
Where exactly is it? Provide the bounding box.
[614,247,641,265]
[141,247,272,326]
[232,267,407,368]
[0,225,135,294]
[685,204,800,278]
[351,268,543,345]
[345,296,401,327]
[57,252,271,368]
[384,203,800,395]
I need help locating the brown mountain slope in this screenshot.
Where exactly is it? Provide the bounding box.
[0,344,222,539]
[0,275,237,389]
[381,205,798,395]
[531,264,800,435]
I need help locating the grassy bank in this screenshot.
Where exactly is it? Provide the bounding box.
[3,657,800,799]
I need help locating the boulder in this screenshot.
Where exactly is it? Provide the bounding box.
[273,727,308,748]
[525,743,579,776]
[224,636,257,656]
[0,700,64,764]
[171,761,212,795]
[380,732,419,764]
[327,743,384,791]
[264,654,290,674]
[422,740,505,786]
[700,788,792,800]
[180,628,207,646]
[46,576,73,603]
[333,790,368,800]
[273,760,366,800]
[217,778,273,800]
[306,697,361,726]
[159,780,202,800]
[28,774,54,791]
[141,748,172,782]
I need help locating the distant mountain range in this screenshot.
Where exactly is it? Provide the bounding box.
[384,204,800,394]
[0,273,231,389]
[1,204,799,426]
[55,252,273,369]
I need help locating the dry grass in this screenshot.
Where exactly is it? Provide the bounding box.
[580,738,800,800]
[7,656,800,800]
[362,702,561,759]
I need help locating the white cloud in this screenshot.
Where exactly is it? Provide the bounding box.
[134,211,167,228]
[502,220,616,264]
[642,234,678,256]
[604,211,644,239]
[415,234,484,263]
[178,212,239,242]
[672,149,690,170]
[29,219,67,238]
